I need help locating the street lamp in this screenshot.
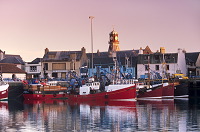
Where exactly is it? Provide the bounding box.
[89,16,94,76]
[173,57,175,75]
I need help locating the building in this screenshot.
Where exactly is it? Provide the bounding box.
[86,29,140,79]
[0,50,25,70]
[185,52,200,77]
[25,58,42,79]
[0,49,26,79]
[137,47,187,79]
[0,63,26,80]
[41,47,88,79]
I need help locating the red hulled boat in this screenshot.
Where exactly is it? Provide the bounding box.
[23,79,137,101]
[137,82,174,99]
[0,81,9,101]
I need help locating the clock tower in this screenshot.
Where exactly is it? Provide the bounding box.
[108,29,120,56]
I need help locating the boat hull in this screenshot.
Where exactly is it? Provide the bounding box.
[174,80,189,98]
[137,85,163,99]
[23,85,137,101]
[162,84,174,99]
[0,84,9,101]
[23,90,67,100]
[137,84,174,99]
[68,85,136,101]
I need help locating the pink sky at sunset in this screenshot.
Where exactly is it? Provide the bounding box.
[0,0,200,61]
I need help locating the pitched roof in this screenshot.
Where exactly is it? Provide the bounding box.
[185,52,200,63]
[143,46,153,54]
[87,50,138,68]
[28,58,42,64]
[87,50,139,59]
[116,50,139,57]
[5,54,22,59]
[0,63,26,73]
[43,51,82,61]
[0,56,25,65]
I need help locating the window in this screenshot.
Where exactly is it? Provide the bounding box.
[145,65,149,71]
[52,63,66,70]
[155,65,159,71]
[48,54,56,59]
[70,61,75,70]
[61,72,66,79]
[30,66,37,72]
[144,55,149,60]
[164,55,170,60]
[155,55,159,60]
[44,63,48,70]
[166,65,169,70]
[52,73,58,78]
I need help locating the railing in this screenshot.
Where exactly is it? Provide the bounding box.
[26,83,68,92]
[111,79,138,85]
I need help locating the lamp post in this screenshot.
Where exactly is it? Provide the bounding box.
[173,57,175,75]
[89,16,94,76]
[189,71,192,78]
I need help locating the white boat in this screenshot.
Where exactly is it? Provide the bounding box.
[0,81,9,100]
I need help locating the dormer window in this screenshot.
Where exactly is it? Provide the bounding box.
[48,54,56,59]
[155,55,159,60]
[164,55,170,60]
[144,55,148,60]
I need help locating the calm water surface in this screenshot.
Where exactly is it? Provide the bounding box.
[0,98,200,132]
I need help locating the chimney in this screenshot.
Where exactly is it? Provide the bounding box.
[97,49,100,56]
[160,47,165,54]
[81,47,86,56]
[45,48,49,54]
[0,50,5,60]
[139,47,143,54]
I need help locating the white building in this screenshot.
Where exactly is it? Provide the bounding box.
[137,47,187,79]
[25,58,42,79]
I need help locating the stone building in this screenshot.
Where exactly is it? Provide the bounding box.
[41,47,88,79]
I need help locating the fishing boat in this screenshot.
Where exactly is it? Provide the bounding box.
[71,78,137,101]
[0,81,9,101]
[137,54,174,99]
[23,80,68,100]
[65,51,137,101]
[173,79,189,98]
[137,81,174,99]
[23,77,137,101]
[0,69,9,101]
[0,79,9,101]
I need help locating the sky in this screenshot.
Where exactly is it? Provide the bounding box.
[0,0,200,62]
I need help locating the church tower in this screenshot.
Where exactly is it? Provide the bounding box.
[108,29,120,56]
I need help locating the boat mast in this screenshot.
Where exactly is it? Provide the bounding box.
[162,53,165,84]
[147,55,150,87]
[113,52,117,80]
[0,66,2,81]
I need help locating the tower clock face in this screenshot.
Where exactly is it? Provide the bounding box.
[115,36,118,40]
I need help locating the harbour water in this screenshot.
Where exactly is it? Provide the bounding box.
[0,98,200,132]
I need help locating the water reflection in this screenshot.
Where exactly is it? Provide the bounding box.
[0,99,199,131]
